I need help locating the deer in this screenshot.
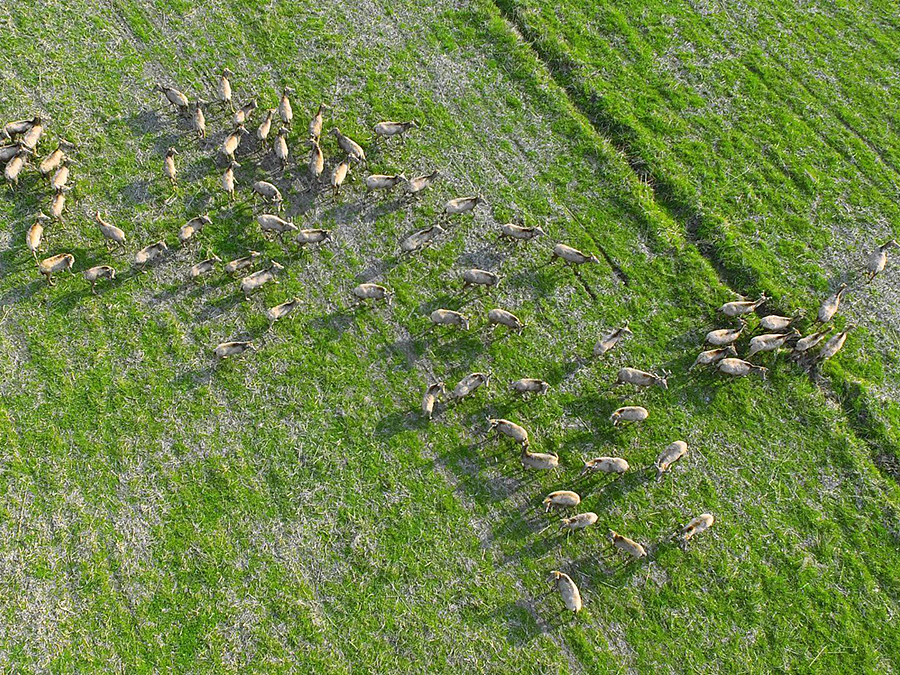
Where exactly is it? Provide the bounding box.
[421,382,445,420]
[817,284,847,324]
[655,441,687,478]
[718,294,766,318]
[690,345,737,370]
[404,170,439,197]
[352,283,391,306]
[83,265,116,293]
[610,406,648,426]
[430,309,469,330]
[487,419,529,447]
[550,571,582,613]
[866,240,898,282]
[449,372,489,402]
[716,358,767,379]
[615,367,668,390]
[607,530,646,561]
[593,323,632,357]
[498,222,545,241]
[37,253,75,285]
[373,120,418,141]
[543,491,580,512]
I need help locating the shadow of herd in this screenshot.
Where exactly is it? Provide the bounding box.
[2,66,897,615]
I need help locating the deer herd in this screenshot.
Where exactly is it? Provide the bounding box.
[2,65,896,617]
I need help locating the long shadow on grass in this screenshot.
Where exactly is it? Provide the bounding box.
[195,290,244,323]
[0,277,45,308]
[374,406,428,438]
[306,306,357,339]
[354,255,402,285]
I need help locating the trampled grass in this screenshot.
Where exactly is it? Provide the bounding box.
[0,0,898,672]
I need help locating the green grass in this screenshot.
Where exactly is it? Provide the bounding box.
[0,0,898,671]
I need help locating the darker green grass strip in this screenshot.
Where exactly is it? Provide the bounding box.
[489,0,900,476]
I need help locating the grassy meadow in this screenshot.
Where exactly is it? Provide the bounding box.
[0,0,898,672]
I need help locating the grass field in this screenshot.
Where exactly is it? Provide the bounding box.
[496,0,900,467]
[1,0,899,672]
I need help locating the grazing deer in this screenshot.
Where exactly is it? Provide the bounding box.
[615,367,668,390]
[543,490,580,512]
[404,170,439,197]
[430,309,469,330]
[716,358,767,379]
[498,222,545,241]
[581,457,629,476]
[83,265,116,294]
[295,229,331,247]
[550,571,582,613]
[487,418,529,447]
[509,378,549,396]
[352,283,391,306]
[461,268,500,289]
[560,513,598,532]
[607,530,646,561]
[487,308,524,332]
[551,243,599,265]
[610,406,648,426]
